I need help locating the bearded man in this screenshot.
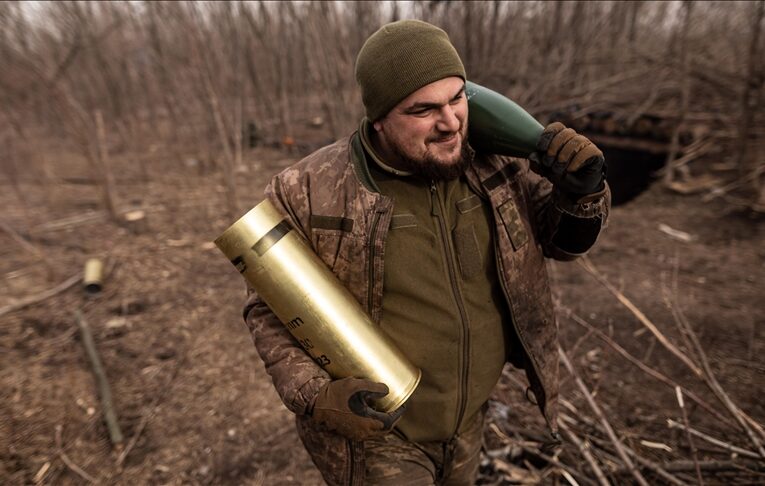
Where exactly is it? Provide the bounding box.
[243,20,610,485]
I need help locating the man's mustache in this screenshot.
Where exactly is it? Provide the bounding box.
[427,127,463,144]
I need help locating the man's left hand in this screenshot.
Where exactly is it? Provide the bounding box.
[530,122,607,198]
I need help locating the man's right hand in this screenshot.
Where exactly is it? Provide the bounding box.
[308,377,405,441]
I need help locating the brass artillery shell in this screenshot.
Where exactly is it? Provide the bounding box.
[83,258,104,294]
[215,200,420,413]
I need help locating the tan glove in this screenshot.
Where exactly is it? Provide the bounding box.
[308,377,405,441]
[530,122,607,198]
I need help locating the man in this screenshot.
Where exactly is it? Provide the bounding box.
[243,20,609,485]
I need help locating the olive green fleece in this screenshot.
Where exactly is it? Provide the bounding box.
[360,120,512,442]
[355,20,466,121]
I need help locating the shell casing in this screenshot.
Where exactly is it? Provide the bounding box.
[214,200,421,413]
[83,258,104,294]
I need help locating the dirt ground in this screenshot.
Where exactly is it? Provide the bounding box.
[1,142,763,485]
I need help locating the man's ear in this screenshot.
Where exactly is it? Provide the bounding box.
[373,120,384,133]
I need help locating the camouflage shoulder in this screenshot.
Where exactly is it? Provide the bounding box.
[273,136,353,189]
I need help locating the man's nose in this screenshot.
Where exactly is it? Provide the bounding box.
[436,105,460,133]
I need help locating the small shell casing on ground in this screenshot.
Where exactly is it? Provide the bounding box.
[83,258,104,294]
[214,199,420,413]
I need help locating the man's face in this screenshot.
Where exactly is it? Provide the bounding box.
[373,76,470,180]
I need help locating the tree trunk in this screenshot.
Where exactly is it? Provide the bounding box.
[664,1,694,185]
[735,0,764,183]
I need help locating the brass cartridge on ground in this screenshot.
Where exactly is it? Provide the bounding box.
[83,258,104,294]
[215,199,420,413]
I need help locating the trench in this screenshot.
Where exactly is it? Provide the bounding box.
[600,145,666,207]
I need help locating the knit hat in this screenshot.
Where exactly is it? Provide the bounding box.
[355,20,466,121]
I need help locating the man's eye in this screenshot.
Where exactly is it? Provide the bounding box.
[450,95,463,104]
[410,109,431,116]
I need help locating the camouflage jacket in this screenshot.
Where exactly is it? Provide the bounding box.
[243,132,610,485]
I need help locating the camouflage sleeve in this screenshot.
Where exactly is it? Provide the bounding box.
[241,175,331,416]
[524,163,611,261]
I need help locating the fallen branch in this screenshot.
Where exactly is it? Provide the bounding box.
[117,341,189,467]
[55,424,96,483]
[31,210,108,233]
[559,345,650,486]
[564,309,735,428]
[702,164,765,202]
[75,311,123,447]
[0,272,81,319]
[666,291,765,458]
[577,257,703,377]
[584,433,690,486]
[675,387,704,485]
[558,419,612,486]
[489,422,595,486]
[662,460,751,473]
[0,219,56,279]
[667,419,762,460]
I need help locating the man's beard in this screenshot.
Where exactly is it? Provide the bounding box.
[389,132,475,181]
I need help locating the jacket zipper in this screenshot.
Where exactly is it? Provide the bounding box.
[430,181,471,436]
[367,209,382,316]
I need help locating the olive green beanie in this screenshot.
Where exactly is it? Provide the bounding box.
[355,20,466,121]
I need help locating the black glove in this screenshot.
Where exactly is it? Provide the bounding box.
[308,377,405,441]
[529,122,607,198]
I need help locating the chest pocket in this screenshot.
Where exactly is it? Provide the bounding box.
[310,215,367,303]
[390,213,417,229]
[453,194,485,280]
[497,198,529,251]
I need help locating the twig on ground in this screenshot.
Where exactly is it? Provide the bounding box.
[54,424,96,483]
[702,164,765,202]
[31,210,108,233]
[75,310,124,447]
[665,291,765,458]
[558,419,612,486]
[584,433,690,486]
[661,460,752,473]
[666,419,762,460]
[0,272,81,319]
[676,387,704,484]
[0,219,57,279]
[577,257,703,377]
[564,309,735,428]
[489,423,595,486]
[116,340,189,467]
[559,345,650,486]
[561,469,581,486]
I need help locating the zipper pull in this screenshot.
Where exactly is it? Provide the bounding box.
[430,180,441,216]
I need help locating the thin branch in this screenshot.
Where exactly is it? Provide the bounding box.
[54,424,96,483]
[584,432,690,486]
[676,387,704,485]
[75,311,124,447]
[489,423,595,486]
[666,419,762,461]
[0,219,56,279]
[116,340,189,467]
[564,309,735,428]
[558,419,612,486]
[577,257,703,377]
[666,292,765,458]
[559,345,650,486]
[0,272,81,319]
